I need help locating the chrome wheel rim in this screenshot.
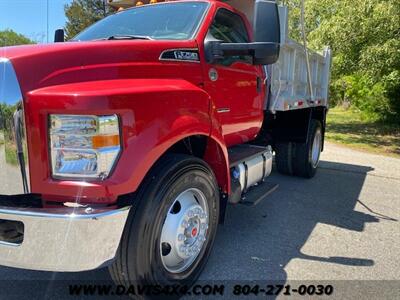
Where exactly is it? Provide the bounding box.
[311,128,322,168]
[160,188,209,274]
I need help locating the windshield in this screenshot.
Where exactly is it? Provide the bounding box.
[73,2,209,41]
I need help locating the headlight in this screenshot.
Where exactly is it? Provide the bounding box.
[49,114,121,180]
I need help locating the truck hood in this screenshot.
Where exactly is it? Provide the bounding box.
[0,40,199,96]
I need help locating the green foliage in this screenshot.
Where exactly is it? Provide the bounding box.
[0,29,35,47]
[5,143,18,165]
[337,75,392,121]
[0,103,15,140]
[0,103,18,164]
[278,0,400,122]
[64,0,115,40]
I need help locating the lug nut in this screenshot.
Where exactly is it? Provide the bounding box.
[187,210,194,218]
[179,245,186,253]
[181,220,188,228]
[201,224,208,230]
[178,234,185,241]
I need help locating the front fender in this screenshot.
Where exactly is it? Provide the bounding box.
[25,79,215,203]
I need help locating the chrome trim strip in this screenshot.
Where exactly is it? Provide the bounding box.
[0,241,20,247]
[0,57,30,195]
[0,205,130,219]
[217,108,231,113]
[0,206,130,272]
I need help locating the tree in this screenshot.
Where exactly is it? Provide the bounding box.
[278,0,400,122]
[0,29,35,47]
[64,0,115,40]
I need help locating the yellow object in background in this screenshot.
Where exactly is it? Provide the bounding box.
[108,0,164,9]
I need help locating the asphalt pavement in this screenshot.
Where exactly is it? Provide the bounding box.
[0,142,399,299]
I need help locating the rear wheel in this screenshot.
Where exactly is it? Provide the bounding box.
[293,120,322,178]
[275,142,294,175]
[109,154,219,294]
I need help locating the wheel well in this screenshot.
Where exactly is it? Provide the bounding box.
[159,135,230,224]
[165,135,208,158]
[118,135,230,223]
[257,107,327,148]
[165,135,229,194]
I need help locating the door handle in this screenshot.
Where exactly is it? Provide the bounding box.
[257,77,262,93]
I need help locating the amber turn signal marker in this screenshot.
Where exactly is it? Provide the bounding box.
[92,135,120,149]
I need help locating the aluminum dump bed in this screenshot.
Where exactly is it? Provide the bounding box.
[268,6,332,113]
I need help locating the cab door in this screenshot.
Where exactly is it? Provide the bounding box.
[203,8,265,147]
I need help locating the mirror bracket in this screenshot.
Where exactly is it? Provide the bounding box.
[54,29,65,43]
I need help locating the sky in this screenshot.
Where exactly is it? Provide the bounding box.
[0,0,72,43]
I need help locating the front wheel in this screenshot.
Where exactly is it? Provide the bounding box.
[109,154,220,292]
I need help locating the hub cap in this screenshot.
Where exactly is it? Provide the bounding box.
[311,128,322,168]
[160,188,209,273]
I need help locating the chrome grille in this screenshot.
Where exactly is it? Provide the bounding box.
[0,58,30,195]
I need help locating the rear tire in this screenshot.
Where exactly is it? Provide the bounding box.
[293,120,322,178]
[109,154,219,296]
[275,142,294,175]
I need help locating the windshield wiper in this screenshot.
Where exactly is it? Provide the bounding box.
[106,35,153,40]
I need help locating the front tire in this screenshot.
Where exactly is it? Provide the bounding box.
[109,154,219,291]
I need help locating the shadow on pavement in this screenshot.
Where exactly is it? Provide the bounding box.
[0,160,398,299]
[202,160,397,283]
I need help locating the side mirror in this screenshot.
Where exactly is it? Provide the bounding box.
[253,0,281,64]
[54,29,65,43]
[204,0,281,65]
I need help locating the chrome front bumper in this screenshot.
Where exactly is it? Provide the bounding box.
[0,205,130,272]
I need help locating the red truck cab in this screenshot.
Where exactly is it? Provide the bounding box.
[0,0,328,289]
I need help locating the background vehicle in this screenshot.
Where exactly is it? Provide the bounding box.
[0,0,331,291]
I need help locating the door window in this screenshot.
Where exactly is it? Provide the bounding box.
[208,9,252,65]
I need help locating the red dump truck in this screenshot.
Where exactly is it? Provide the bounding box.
[0,0,331,289]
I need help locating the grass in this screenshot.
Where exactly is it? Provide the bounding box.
[0,131,19,165]
[4,143,18,165]
[326,107,400,157]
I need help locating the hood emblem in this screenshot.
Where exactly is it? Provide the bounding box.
[160,49,200,63]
